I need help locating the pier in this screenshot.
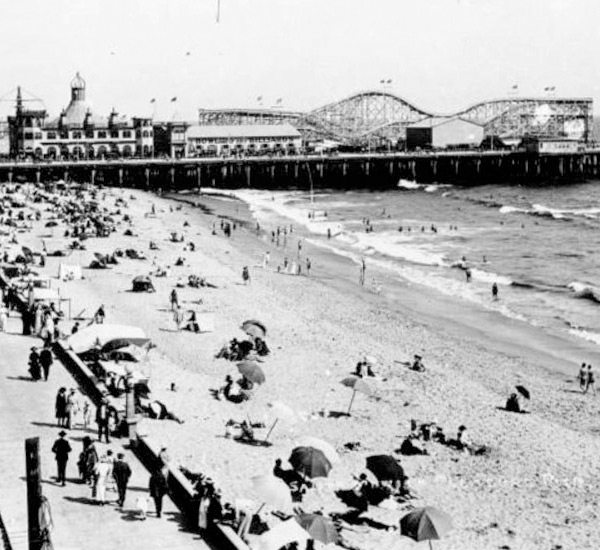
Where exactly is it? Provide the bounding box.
[0,151,599,190]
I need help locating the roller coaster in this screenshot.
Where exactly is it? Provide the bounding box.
[198,91,593,145]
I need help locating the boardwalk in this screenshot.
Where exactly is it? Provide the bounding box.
[0,316,208,550]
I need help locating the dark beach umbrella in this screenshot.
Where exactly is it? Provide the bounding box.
[45,220,58,227]
[366,455,405,482]
[515,385,530,399]
[295,514,339,544]
[241,319,267,339]
[237,361,266,385]
[289,446,332,479]
[400,506,453,549]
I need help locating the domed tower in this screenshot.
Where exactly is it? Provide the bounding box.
[70,72,86,102]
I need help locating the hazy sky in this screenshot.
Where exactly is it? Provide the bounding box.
[1,0,598,121]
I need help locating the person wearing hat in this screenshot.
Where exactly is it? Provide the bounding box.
[96,397,111,443]
[28,347,41,381]
[51,431,72,486]
[112,453,132,508]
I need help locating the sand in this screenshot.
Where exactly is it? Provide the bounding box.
[8,184,600,550]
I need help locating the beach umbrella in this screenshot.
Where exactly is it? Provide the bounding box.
[295,513,339,544]
[515,385,530,399]
[366,455,405,482]
[237,361,266,385]
[340,376,373,415]
[251,475,292,512]
[254,519,310,550]
[241,319,267,339]
[264,401,303,441]
[296,436,340,465]
[289,446,332,479]
[400,506,453,549]
[45,220,58,227]
[67,324,150,354]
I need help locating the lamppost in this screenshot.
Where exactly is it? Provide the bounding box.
[124,363,137,444]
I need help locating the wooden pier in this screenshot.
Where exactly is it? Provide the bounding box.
[1,151,599,190]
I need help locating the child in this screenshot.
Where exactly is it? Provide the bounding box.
[136,496,148,520]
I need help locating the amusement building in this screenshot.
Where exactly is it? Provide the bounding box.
[8,73,153,160]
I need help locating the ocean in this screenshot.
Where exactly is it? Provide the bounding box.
[226,179,600,349]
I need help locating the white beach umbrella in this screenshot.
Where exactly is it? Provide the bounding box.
[251,475,292,513]
[66,324,150,354]
[253,519,310,550]
[263,401,304,442]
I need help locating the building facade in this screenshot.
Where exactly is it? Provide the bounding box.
[406,117,484,150]
[185,124,302,156]
[8,73,154,160]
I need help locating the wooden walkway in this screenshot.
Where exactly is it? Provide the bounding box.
[0,316,208,550]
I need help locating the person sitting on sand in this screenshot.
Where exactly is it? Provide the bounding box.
[236,421,255,442]
[274,459,311,500]
[411,355,425,372]
[505,392,521,413]
[398,435,428,456]
[182,311,200,333]
[175,257,185,266]
[218,375,249,404]
[253,337,270,357]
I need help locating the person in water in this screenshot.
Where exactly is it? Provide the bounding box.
[492,283,499,301]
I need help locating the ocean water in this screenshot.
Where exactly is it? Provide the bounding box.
[226,179,600,347]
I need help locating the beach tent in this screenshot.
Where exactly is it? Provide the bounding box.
[132,276,155,292]
[66,324,150,354]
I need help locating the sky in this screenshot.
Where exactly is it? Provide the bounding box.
[1,0,599,121]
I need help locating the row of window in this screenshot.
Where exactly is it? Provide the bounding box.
[23,129,153,140]
[30,144,153,158]
[190,136,300,144]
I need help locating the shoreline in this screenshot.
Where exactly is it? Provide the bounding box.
[8,183,600,550]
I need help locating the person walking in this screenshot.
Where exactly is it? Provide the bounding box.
[40,346,53,381]
[306,258,311,276]
[51,430,72,486]
[55,388,68,427]
[66,388,80,430]
[492,282,499,301]
[28,347,41,381]
[586,365,596,395]
[149,467,169,518]
[113,453,132,508]
[94,457,111,505]
[96,398,111,443]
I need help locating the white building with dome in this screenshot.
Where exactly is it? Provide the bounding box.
[8,73,153,159]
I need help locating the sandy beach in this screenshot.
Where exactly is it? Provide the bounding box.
[7,184,600,550]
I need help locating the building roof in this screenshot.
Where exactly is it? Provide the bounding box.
[408,116,483,129]
[186,124,301,139]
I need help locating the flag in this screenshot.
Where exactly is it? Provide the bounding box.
[171,97,177,102]
[387,79,392,84]
[512,85,518,89]
[380,79,385,84]
[150,98,156,103]
[257,96,263,101]
[544,87,549,91]
[550,86,556,91]
[276,98,282,104]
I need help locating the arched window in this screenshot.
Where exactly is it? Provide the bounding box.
[34,147,43,159]
[97,146,108,159]
[122,145,132,158]
[46,147,57,160]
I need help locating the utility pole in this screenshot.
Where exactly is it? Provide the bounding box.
[25,437,43,550]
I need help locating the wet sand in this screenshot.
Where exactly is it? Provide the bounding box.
[13,185,600,550]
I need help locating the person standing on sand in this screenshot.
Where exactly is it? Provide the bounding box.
[306,258,311,275]
[579,363,588,392]
[492,282,499,301]
[585,365,596,395]
[359,258,366,286]
[465,268,472,283]
[242,266,250,285]
[170,289,179,311]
